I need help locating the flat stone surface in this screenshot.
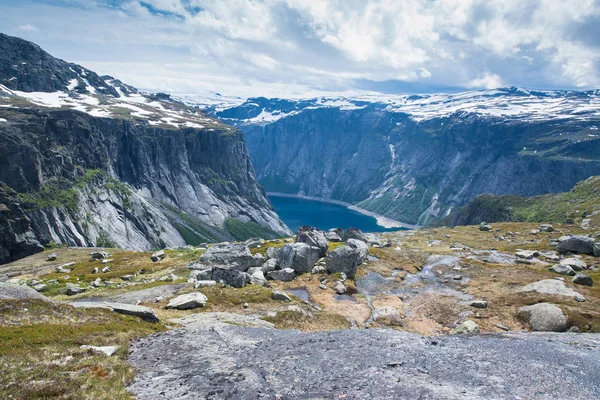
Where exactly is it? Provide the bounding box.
[0,282,50,300]
[70,284,187,305]
[128,320,600,400]
[518,279,585,301]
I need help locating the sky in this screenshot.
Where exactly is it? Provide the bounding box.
[1,0,599,98]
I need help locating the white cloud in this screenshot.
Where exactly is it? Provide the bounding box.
[1,0,599,97]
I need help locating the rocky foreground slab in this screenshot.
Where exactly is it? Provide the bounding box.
[127,314,600,400]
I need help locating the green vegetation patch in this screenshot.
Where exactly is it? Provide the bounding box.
[225,218,279,241]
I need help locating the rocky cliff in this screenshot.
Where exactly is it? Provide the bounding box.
[203,91,600,226]
[0,34,290,264]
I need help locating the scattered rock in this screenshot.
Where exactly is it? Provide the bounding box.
[572,273,593,286]
[319,283,327,290]
[557,235,595,254]
[120,275,135,281]
[311,265,327,274]
[517,303,568,332]
[548,264,576,276]
[66,285,85,296]
[452,274,463,281]
[80,345,119,356]
[250,270,267,286]
[56,266,72,273]
[211,267,247,288]
[101,259,112,264]
[198,244,256,271]
[261,258,278,274]
[325,231,342,242]
[560,258,586,271]
[166,293,208,310]
[334,281,346,295]
[90,251,109,260]
[271,290,292,302]
[92,267,99,274]
[495,323,510,331]
[518,279,585,301]
[342,228,367,243]
[453,320,480,334]
[189,268,213,282]
[346,238,369,263]
[539,224,554,232]
[296,226,329,257]
[151,250,166,262]
[194,280,217,288]
[470,300,488,309]
[108,303,159,323]
[266,247,281,260]
[33,283,47,292]
[373,307,403,326]
[515,250,539,259]
[47,253,57,261]
[326,245,362,279]
[479,222,492,231]
[101,266,111,273]
[92,278,103,288]
[594,243,600,257]
[252,253,266,267]
[245,237,265,248]
[276,243,321,273]
[266,268,296,282]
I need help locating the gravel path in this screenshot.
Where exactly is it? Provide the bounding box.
[127,314,600,400]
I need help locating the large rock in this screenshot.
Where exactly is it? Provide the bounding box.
[325,231,342,242]
[296,226,329,257]
[166,293,208,310]
[276,243,321,274]
[266,268,295,282]
[73,302,160,323]
[151,250,166,262]
[538,224,554,232]
[189,268,213,281]
[572,273,593,286]
[347,239,368,264]
[559,258,586,271]
[198,244,256,271]
[453,320,480,334]
[211,267,247,288]
[479,222,492,231]
[342,228,367,243]
[90,251,109,260]
[557,235,595,254]
[518,279,585,301]
[326,245,361,279]
[266,247,281,260]
[261,258,278,274]
[517,303,568,332]
[548,264,576,276]
[0,282,50,300]
[594,243,600,257]
[250,270,267,286]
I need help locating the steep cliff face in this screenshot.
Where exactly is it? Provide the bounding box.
[0,34,290,264]
[208,92,600,226]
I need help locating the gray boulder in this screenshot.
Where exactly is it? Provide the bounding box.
[453,320,480,334]
[470,300,488,309]
[90,251,109,260]
[560,258,586,271]
[0,282,50,300]
[548,264,576,276]
[572,273,593,286]
[539,224,554,232]
[342,228,367,243]
[151,250,166,262]
[296,226,329,257]
[325,232,342,242]
[479,222,492,231]
[211,267,247,288]
[189,268,213,281]
[266,268,295,282]
[517,303,568,332]
[108,303,160,323]
[334,281,346,294]
[271,290,292,302]
[266,247,281,260]
[594,243,600,257]
[252,253,266,267]
[250,270,267,286]
[198,244,256,271]
[194,280,217,288]
[326,245,361,279]
[557,235,595,254]
[245,237,265,248]
[166,293,208,310]
[277,243,321,274]
[518,279,585,301]
[66,285,85,296]
[347,239,368,264]
[261,258,278,274]
[47,253,57,261]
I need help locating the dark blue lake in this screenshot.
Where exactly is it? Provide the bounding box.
[268,195,398,233]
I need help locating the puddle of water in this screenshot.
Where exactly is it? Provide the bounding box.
[335,294,357,303]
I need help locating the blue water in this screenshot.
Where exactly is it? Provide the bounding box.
[268,195,399,233]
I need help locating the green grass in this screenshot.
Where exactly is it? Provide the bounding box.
[224,218,279,241]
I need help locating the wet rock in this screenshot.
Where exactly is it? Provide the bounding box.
[198,244,256,271]
[276,243,321,273]
[342,228,367,243]
[271,290,292,302]
[326,245,361,279]
[47,253,57,261]
[548,264,576,276]
[517,303,568,332]
[194,280,217,288]
[557,235,595,254]
[518,279,585,301]
[261,258,278,274]
[572,273,593,286]
[0,282,49,300]
[81,345,119,356]
[559,258,586,271]
[470,300,488,309]
[250,270,267,286]
[334,281,346,295]
[539,224,554,232]
[479,222,492,231]
[151,250,166,262]
[266,268,295,282]
[373,307,403,326]
[453,320,480,334]
[90,251,109,260]
[244,237,265,248]
[296,226,329,257]
[166,293,208,310]
[211,267,247,288]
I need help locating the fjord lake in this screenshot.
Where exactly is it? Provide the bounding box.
[268,195,398,233]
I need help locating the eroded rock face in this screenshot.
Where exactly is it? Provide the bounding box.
[276,243,321,274]
[517,303,568,332]
[557,235,595,254]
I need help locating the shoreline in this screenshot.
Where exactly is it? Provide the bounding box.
[266,192,417,230]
